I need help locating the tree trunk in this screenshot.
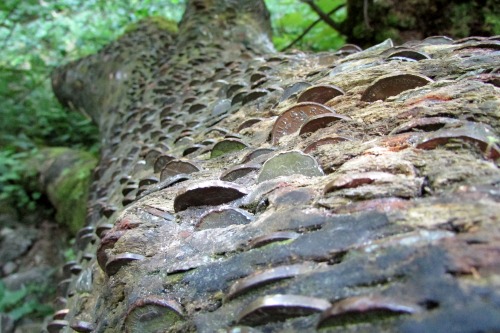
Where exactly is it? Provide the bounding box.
[50,1,500,332]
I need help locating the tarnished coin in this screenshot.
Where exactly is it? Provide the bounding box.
[70,320,94,333]
[196,207,253,230]
[124,296,184,333]
[160,160,200,181]
[220,165,260,182]
[387,50,430,61]
[317,296,419,328]
[105,253,145,276]
[173,180,248,212]
[272,102,335,144]
[211,139,248,158]
[257,151,324,183]
[237,294,331,325]
[227,264,315,300]
[361,73,433,102]
[248,231,300,249]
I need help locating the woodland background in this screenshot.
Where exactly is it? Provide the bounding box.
[0,0,498,330]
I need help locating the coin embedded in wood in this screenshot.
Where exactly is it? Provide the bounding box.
[196,207,253,230]
[297,85,345,104]
[53,309,69,320]
[105,253,145,276]
[241,148,275,163]
[248,231,300,249]
[124,296,184,333]
[280,81,312,102]
[387,50,430,61]
[220,165,260,182]
[211,139,248,158]
[237,294,331,325]
[173,180,248,212]
[226,264,314,300]
[336,43,362,54]
[415,124,500,159]
[361,73,433,102]
[299,114,351,136]
[153,154,176,173]
[160,160,200,181]
[257,151,324,183]
[389,117,461,135]
[237,118,263,132]
[70,320,94,333]
[304,136,351,153]
[272,102,336,144]
[47,320,69,333]
[317,296,419,328]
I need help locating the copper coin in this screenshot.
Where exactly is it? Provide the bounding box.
[271,102,336,144]
[304,136,351,153]
[361,73,433,102]
[297,85,345,104]
[299,114,351,136]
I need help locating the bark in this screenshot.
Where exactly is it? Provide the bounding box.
[50,1,500,332]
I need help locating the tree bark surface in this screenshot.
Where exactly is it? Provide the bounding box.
[51,1,500,332]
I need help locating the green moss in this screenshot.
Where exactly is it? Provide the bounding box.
[35,149,98,234]
[124,16,178,35]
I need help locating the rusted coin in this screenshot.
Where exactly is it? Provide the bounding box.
[173,180,248,212]
[387,50,430,61]
[272,102,335,144]
[361,73,433,102]
[317,296,419,328]
[297,85,345,104]
[160,160,200,181]
[196,207,254,230]
[105,253,145,276]
[220,165,260,182]
[304,136,351,153]
[237,294,331,325]
[124,296,184,333]
[70,320,95,333]
[257,151,324,183]
[248,231,300,249]
[226,264,314,300]
[299,114,351,136]
[153,154,175,173]
[211,139,248,158]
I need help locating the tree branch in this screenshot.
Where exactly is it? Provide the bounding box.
[300,0,342,32]
[280,3,345,52]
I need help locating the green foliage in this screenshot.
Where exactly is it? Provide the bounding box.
[265,0,346,51]
[0,281,53,321]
